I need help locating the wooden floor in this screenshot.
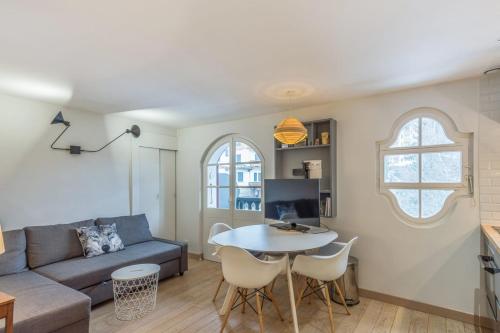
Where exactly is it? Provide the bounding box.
[90,258,489,333]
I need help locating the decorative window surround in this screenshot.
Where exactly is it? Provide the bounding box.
[377,107,473,227]
[205,136,264,211]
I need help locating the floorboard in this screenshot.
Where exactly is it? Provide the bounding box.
[89,258,485,333]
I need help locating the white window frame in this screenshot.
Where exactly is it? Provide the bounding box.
[377,107,473,227]
[204,135,264,211]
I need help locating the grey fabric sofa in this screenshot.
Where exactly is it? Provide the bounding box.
[0,214,188,333]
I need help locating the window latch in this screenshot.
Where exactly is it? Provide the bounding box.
[467,175,473,194]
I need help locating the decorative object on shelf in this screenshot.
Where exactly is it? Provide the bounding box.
[50,111,141,155]
[274,117,307,144]
[321,131,330,145]
[314,138,320,145]
[303,160,322,179]
[0,225,4,255]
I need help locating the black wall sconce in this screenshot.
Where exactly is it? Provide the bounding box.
[50,111,141,154]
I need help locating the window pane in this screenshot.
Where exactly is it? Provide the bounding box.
[207,187,217,208]
[421,190,453,219]
[218,188,230,209]
[235,187,262,211]
[207,165,217,186]
[390,189,419,218]
[421,152,461,183]
[207,187,230,209]
[384,154,419,183]
[235,163,262,186]
[218,164,230,186]
[235,142,260,162]
[390,118,419,148]
[208,143,230,164]
[422,118,454,146]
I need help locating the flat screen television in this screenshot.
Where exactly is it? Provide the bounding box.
[264,179,320,227]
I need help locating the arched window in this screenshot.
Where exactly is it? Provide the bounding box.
[205,137,263,211]
[377,108,473,227]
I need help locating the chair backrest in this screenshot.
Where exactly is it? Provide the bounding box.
[292,236,358,282]
[217,246,286,289]
[207,223,232,245]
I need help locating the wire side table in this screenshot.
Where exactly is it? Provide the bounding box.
[111,264,160,321]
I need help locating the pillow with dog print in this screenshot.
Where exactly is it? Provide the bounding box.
[76,223,125,258]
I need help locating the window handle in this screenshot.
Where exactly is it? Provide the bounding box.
[467,175,473,194]
[464,166,473,194]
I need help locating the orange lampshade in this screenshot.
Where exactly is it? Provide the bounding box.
[0,225,5,255]
[274,117,308,145]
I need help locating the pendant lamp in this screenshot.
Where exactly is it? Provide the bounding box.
[274,117,307,145]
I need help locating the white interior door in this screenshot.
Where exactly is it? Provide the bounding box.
[138,147,160,236]
[202,136,264,261]
[160,150,176,240]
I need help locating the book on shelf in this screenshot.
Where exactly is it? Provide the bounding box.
[320,196,332,217]
[325,197,331,217]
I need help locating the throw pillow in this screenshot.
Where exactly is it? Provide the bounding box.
[76,224,125,258]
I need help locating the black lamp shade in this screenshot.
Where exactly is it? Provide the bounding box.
[51,111,70,126]
[128,125,141,138]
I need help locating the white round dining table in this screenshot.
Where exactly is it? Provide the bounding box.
[212,224,338,333]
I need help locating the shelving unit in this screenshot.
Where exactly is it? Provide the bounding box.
[274,118,337,218]
[275,144,330,151]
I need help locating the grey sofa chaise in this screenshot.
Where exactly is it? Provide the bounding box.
[0,214,188,333]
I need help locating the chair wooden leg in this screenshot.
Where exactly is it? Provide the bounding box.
[270,277,277,292]
[295,276,308,310]
[213,276,225,302]
[255,290,265,333]
[241,289,248,313]
[220,287,238,333]
[265,286,284,321]
[334,280,351,315]
[308,279,316,304]
[321,282,335,333]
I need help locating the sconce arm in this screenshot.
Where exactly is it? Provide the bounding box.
[81,130,129,153]
[50,125,71,152]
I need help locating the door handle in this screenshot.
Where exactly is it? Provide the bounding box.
[478,255,500,274]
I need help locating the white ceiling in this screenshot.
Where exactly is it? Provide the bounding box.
[0,1,499,128]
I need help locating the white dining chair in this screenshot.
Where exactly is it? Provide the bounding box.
[217,245,287,333]
[208,223,233,302]
[292,237,358,333]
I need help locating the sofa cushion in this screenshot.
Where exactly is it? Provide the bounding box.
[0,271,90,333]
[0,229,28,276]
[96,214,153,246]
[34,240,181,290]
[25,219,95,268]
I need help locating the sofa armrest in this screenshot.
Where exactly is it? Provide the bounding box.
[153,238,188,273]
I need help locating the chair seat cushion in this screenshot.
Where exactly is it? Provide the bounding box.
[33,241,181,290]
[0,271,90,333]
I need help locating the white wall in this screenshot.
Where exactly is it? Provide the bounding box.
[177,78,480,314]
[479,71,500,224]
[0,92,176,230]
